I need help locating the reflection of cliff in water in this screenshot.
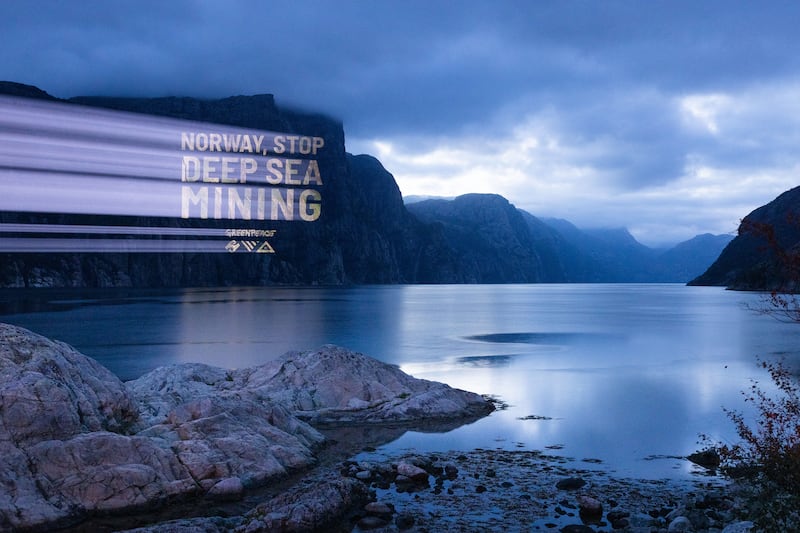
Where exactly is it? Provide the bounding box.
[317,413,491,459]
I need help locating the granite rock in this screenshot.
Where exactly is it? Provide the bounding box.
[0,324,492,530]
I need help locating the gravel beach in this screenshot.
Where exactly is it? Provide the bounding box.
[338,448,754,533]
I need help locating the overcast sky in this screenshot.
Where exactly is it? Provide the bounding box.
[2,1,799,246]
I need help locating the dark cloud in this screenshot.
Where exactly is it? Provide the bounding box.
[4,1,800,135]
[2,1,800,244]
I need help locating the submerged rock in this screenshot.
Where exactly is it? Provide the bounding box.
[0,324,493,531]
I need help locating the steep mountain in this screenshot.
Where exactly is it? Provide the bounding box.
[407,194,555,282]
[0,82,735,288]
[0,83,449,287]
[690,186,800,290]
[515,211,571,281]
[0,81,59,100]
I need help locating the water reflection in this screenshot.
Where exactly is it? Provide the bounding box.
[466,332,622,344]
[0,284,798,478]
[454,354,515,368]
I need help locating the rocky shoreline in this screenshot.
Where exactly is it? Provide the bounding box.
[337,450,755,533]
[0,323,757,532]
[0,323,491,531]
[109,447,755,533]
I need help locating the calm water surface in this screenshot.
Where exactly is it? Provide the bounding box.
[1,284,797,479]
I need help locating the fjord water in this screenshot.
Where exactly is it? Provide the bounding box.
[1,284,797,479]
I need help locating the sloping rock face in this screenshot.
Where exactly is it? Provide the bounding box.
[0,83,461,287]
[236,345,495,424]
[0,324,493,531]
[0,323,325,531]
[656,233,734,283]
[0,323,138,444]
[0,322,149,529]
[130,345,495,426]
[407,194,549,283]
[120,475,370,533]
[690,185,800,290]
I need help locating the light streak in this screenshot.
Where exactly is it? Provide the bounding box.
[0,95,323,253]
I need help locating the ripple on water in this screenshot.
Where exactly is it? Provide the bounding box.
[464,331,623,345]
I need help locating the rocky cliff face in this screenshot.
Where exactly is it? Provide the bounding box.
[407,194,551,283]
[0,82,736,287]
[0,83,441,287]
[690,186,800,290]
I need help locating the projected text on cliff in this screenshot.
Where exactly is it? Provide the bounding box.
[179,132,323,221]
[0,95,328,253]
[0,96,326,222]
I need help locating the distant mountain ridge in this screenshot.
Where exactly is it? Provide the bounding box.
[0,81,731,287]
[535,218,733,283]
[408,199,731,283]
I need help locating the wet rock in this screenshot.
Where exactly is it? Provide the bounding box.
[686,508,710,529]
[607,510,631,529]
[721,521,754,533]
[395,512,415,530]
[687,448,721,470]
[668,515,694,532]
[397,462,429,482]
[556,477,587,490]
[444,462,459,477]
[364,501,393,519]
[695,490,725,509]
[207,477,243,501]
[610,517,630,529]
[560,525,596,533]
[357,515,388,529]
[578,495,603,524]
[607,510,629,521]
[241,476,369,532]
[666,506,688,522]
